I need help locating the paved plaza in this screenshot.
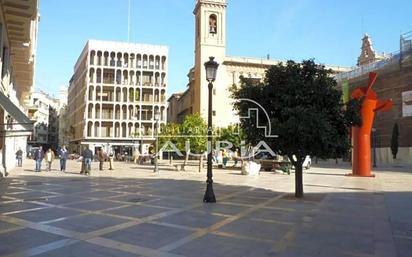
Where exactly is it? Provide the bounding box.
[0,160,411,257]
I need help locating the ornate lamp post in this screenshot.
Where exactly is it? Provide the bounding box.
[154,110,160,173]
[203,56,219,203]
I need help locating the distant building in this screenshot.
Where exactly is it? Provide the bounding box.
[67,40,168,155]
[57,87,69,148]
[336,32,412,164]
[0,0,39,174]
[27,91,60,149]
[168,0,350,126]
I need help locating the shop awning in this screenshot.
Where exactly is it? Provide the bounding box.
[0,91,33,133]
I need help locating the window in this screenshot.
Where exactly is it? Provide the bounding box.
[209,14,217,34]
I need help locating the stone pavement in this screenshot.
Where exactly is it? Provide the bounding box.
[0,159,411,257]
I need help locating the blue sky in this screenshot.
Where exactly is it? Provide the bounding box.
[36,0,412,97]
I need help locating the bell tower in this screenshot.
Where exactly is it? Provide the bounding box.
[191,0,227,117]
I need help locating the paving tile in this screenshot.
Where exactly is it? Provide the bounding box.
[218,217,291,241]
[107,205,170,218]
[110,194,159,204]
[155,210,226,228]
[65,200,125,211]
[247,207,304,223]
[193,203,249,215]
[0,228,67,256]
[37,195,89,205]
[103,223,192,249]
[32,241,140,257]
[9,191,58,201]
[0,201,45,214]
[172,233,274,257]
[148,198,199,209]
[223,196,270,205]
[394,237,412,257]
[75,190,123,199]
[0,220,19,231]
[48,214,129,233]
[11,207,83,222]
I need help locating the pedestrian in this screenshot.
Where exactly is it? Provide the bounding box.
[222,149,229,168]
[45,148,55,171]
[109,151,115,170]
[133,148,140,164]
[98,148,105,170]
[82,146,93,175]
[15,148,23,167]
[34,146,44,172]
[59,145,69,172]
[232,148,240,167]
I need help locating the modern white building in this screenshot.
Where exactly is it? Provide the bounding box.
[68,40,168,155]
[0,0,39,175]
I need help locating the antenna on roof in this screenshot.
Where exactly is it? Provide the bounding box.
[127,0,131,42]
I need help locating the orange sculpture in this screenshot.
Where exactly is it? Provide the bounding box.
[351,72,393,176]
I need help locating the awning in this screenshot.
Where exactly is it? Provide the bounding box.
[0,91,33,132]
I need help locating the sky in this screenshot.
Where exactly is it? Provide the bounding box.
[35,0,412,97]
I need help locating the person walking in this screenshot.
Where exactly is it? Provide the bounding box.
[15,148,23,167]
[232,148,240,167]
[222,149,229,168]
[98,148,105,170]
[45,148,55,171]
[34,146,44,172]
[82,146,93,175]
[133,148,140,164]
[109,151,115,170]
[59,146,69,172]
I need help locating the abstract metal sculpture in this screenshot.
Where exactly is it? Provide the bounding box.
[351,72,393,176]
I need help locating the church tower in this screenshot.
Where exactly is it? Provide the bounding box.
[191,0,227,119]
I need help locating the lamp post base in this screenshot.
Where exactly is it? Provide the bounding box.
[203,181,216,203]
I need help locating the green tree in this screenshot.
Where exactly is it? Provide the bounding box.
[231,59,358,198]
[181,113,208,172]
[391,122,399,159]
[217,125,246,150]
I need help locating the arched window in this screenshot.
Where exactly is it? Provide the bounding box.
[209,14,217,34]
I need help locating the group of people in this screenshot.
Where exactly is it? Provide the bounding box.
[212,148,242,168]
[80,146,114,175]
[29,145,69,172]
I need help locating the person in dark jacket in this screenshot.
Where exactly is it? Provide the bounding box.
[15,148,23,167]
[34,146,44,172]
[59,146,69,172]
[82,146,93,175]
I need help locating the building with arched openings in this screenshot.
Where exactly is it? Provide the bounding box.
[68,40,168,155]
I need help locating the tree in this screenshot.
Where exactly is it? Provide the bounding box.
[158,114,208,172]
[181,113,208,172]
[391,123,399,159]
[231,60,358,198]
[217,125,246,150]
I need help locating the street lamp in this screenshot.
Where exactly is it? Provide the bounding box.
[154,110,160,173]
[203,56,219,203]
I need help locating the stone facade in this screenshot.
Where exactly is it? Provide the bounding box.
[168,0,350,127]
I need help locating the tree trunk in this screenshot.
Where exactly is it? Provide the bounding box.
[295,162,304,198]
